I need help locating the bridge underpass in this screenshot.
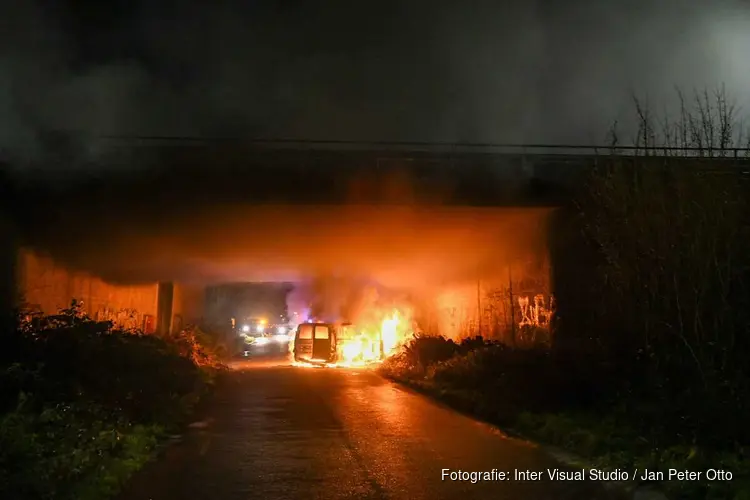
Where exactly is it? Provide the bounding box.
[2,145,618,500]
[4,133,750,499]
[6,143,749,340]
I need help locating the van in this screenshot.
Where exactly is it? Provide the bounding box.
[293,322,336,363]
[293,321,384,365]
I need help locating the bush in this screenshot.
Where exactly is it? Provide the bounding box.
[559,87,750,446]
[386,335,458,374]
[0,396,160,500]
[382,334,750,499]
[385,334,491,376]
[0,301,222,500]
[167,324,229,370]
[387,336,596,413]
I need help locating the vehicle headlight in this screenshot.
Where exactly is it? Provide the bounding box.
[241,325,250,333]
[256,324,265,333]
[274,334,289,343]
[276,326,287,334]
[255,337,270,346]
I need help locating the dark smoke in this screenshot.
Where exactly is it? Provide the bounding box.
[303,277,382,323]
[2,0,750,172]
[11,144,553,289]
[287,275,420,331]
[14,157,553,289]
[7,0,747,304]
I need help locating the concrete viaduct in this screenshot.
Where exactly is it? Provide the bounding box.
[3,140,748,340]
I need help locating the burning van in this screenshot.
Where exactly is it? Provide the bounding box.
[293,314,407,366]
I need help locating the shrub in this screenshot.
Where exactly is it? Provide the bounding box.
[564,87,750,445]
[0,301,221,499]
[0,394,160,500]
[392,335,460,373]
[384,332,618,415]
[167,324,229,370]
[5,313,205,425]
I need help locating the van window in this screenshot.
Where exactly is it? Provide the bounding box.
[298,324,313,339]
[314,325,330,339]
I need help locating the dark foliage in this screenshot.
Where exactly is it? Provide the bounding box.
[383,333,750,499]
[0,301,220,500]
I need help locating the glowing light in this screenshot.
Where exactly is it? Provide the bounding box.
[292,360,317,368]
[331,309,412,368]
[381,315,399,355]
[241,325,250,333]
[342,340,362,360]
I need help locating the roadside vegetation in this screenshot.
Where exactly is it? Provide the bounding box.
[0,301,227,500]
[382,87,750,500]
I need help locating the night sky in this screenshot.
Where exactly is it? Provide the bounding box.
[2,0,749,169]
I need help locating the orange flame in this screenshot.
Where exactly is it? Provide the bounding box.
[335,308,412,368]
[292,307,413,369]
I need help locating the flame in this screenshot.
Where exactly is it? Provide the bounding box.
[292,307,414,369]
[381,315,400,355]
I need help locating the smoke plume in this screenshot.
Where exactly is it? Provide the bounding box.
[3,0,750,174]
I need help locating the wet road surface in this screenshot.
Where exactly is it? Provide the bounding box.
[119,355,622,500]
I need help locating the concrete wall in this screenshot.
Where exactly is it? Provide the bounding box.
[418,248,553,346]
[17,248,159,331]
[15,247,206,335]
[171,282,206,333]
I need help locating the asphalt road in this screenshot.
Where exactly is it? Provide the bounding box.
[119,354,623,500]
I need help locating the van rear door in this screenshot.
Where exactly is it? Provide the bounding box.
[294,323,314,361]
[311,324,333,362]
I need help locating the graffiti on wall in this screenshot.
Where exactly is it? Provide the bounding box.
[95,307,142,331]
[421,251,553,344]
[431,289,556,346]
[517,294,555,328]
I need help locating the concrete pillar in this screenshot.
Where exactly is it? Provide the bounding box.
[171,282,207,328]
[156,282,174,336]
